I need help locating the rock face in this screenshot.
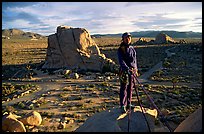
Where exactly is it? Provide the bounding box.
[42,25,116,72]
[155,33,175,44]
[19,111,42,126]
[2,113,26,132]
[174,107,202,132]
[75,106,170,132]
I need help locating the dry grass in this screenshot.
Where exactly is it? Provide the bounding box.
[2,38,48,65]
[2,37,201,65]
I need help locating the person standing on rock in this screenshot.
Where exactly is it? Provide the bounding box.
[117,32,139,113]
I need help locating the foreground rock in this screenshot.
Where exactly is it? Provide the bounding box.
[19,111,42,126]
[42,25,116,72]
[75,106,170,132]
[174,107,202,132]
[2,113,26,132]
[2,111,42,132]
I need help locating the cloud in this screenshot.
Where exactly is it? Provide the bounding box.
[2,2,35,10]
[2,2,202,35]
[125,2,167,7]
[132,13,190,29]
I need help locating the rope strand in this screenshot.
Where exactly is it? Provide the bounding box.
[133,75,151,132]
[132,73,173,132]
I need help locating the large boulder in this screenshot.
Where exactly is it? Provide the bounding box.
[19,111,42,126]
[75,106,170,132]
[2,113,26,132]
[155,33,175,44]
[174,107,202,132]
[42,25,116,72]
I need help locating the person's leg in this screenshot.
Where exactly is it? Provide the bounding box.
[127,75,134,107]
[120,82,128,107]
[119,72,128,113]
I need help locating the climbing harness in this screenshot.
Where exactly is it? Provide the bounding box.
[118,69,129,84]
[130,71,173,132]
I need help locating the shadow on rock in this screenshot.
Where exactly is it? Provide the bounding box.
[75,106,170,132]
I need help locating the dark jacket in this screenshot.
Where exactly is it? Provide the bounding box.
[117,42,138,71]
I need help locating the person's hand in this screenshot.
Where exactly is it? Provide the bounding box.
[131,69,139,76]
[136,71,140,77]
[127,70,132,75]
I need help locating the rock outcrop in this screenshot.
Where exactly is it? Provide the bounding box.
[155,33,175,44]
[75,106,170,132]
[135,37,148,45]
[179,39,187,44]
[42,25,116,72]
[174,107,202,132]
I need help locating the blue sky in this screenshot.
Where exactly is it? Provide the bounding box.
[2,2,202,36]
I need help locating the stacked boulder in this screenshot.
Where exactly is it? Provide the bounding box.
[2,111,42,132]
[42,25,116,72]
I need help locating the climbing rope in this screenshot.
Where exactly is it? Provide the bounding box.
[132,75,151,132]
[127,74,133,132]
[132,72,173,132]
[127,74,151,132]
[127,104,131,132]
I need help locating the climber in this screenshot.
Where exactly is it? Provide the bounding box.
[117,32,139,113]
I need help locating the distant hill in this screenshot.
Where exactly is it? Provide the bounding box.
[2,29,202,39]
[2,28,46,39]
[92,31,202,38]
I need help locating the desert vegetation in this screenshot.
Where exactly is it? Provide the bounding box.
[149,43,202,84]
[2,36,202,132]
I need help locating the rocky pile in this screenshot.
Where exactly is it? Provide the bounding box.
[2,111,42,132]
[135,37,148,45]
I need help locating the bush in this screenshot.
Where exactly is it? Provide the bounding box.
[18,102,25,109]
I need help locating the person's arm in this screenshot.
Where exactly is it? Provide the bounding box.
[130,46,139,76]
[117,49,129,71]
[134,48,139,76]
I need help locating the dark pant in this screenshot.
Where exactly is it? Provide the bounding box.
[119,74,134,107]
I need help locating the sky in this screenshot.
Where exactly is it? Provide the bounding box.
[2,2,202,36]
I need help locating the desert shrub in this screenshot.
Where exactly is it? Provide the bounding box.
[2,106,16,114]
[75,95,83,100]
[17,102,26,109]
[102,63,112,73]
[163,60,171,68]
[2,84,15,96]
[88,84,95,88]
[154,70,164,77]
